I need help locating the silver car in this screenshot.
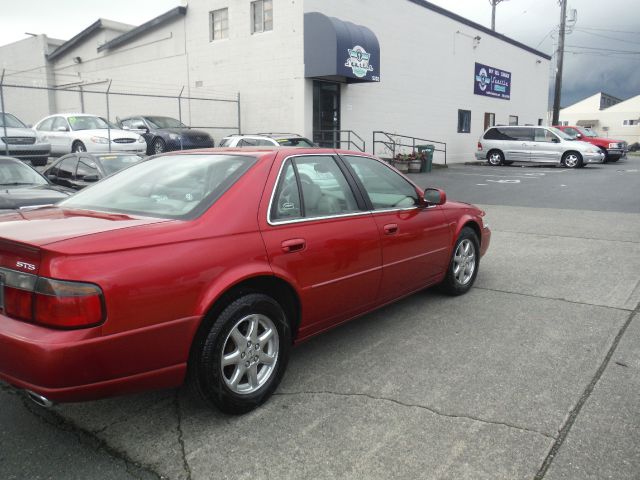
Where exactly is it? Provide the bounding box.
[476,125,605,168]
[0,112,51,166]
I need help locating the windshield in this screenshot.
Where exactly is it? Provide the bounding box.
[68,116,117,131]
[95,154,144,175]
[547,127,573,140]
[0,159,47,187]
[0,113,27,128]
[144,116,187,129]
[59,154,256,219]
[275,137,315,147]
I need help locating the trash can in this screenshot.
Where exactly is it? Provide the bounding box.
[417,144,435,172]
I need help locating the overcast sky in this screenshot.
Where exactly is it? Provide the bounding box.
[2,0,638,107]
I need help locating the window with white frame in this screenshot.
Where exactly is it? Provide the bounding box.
[623,119,639,126]
[210,8,229,41]
[251,0,273,34]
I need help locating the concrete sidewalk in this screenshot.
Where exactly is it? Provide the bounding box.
[5,204,632,480]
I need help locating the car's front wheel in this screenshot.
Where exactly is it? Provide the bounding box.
[561,151,583,168]
[191,293,291,414]
[72,141,86,153]
[153,138,166,154]
[440,227,480,295]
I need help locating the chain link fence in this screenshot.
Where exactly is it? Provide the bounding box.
[0,69,241,152]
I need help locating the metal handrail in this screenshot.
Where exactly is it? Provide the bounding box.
[372,131,447,165]
[313,129,366,152]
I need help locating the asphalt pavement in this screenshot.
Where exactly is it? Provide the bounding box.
[2,154,639,479]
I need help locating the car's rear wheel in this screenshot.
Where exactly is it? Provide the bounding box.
[153,138,166,154]
[440,227,480,296]
[72,141,86,153]
[487,150,504,166]
[191,293,291,414]
[561,151,582,168]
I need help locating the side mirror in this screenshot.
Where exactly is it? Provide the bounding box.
[82,174,100,182]
[55,126,68,132]
[423,188,446,206]
[551,137,560,143]
[47,174,57,180]
[575,133,582,139]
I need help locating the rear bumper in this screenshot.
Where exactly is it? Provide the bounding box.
[0,314,200,402]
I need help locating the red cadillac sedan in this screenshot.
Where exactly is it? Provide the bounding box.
[0,148,490,414]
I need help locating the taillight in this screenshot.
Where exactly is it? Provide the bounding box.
[477,142,483,151]
[34,278,104,328]
[0,268,104,329]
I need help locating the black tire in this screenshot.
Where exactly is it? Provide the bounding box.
[487,150,504,166]
[152,138,166,155]
[561,151,583,168]
[440,227,480,296]
[608,157,620,163]
[191,293,291,414]
[598,147,608,163]
[71,141,86,153]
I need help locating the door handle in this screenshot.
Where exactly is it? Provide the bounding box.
[281,238,306,253]
[383,224,398,235]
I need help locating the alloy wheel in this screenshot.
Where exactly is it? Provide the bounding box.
[220,313,279,395]
[452,239,476,285]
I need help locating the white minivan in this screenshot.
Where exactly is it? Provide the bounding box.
[476,125,605,168]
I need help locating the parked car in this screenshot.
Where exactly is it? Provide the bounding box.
[0,156,72,212]
[0,147,490,413]
[0,112,51,166]
[118,115,214,155]
[42,153,144,190]
[476,125,605,168]
[554,125,627,162]
[34,113,146,156]
[219,133,315,147]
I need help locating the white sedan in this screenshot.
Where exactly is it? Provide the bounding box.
[34,113,146,156]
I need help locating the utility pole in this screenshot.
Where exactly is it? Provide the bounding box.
[552,0,568,125]
[489,0,509,31]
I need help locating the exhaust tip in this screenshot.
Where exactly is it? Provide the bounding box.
[26,390,55,408]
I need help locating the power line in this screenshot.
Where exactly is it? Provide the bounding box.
[573,28,640,46]
[565,44,640,54]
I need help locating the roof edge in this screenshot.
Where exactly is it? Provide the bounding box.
[47,19,104,61]
[406,0,552,60]
[97,6,187,53]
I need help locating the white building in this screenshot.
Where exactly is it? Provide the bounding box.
[559,92,640,145]
[0,0,551,163]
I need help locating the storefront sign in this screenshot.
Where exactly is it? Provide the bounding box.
[345,46,377,80]
[474,62,511,100]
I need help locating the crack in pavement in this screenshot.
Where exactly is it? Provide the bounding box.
[474,286,635,312]
[174,390,193,480]
[19,395,164,480]
[491,229,640,245]
[274,390,556,440]
[534,301,640,479]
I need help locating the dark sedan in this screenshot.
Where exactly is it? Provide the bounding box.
[43,153,143,190]
[118,115,214,155]
[0,156,72,211]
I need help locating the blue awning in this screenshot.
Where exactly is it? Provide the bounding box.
[304,12,380,84]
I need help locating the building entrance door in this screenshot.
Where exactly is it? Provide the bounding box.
[313,81,341,147]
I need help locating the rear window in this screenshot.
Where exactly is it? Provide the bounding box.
[59,154,256,219]
[484,127,533,141]
[276,137,315,147]
[96,154,143,175]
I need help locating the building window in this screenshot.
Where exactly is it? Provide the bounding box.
[484,112,495,130]
[458,109,471,133]
[210,8,229,40]
[251,0,273,34]
[509,115,519,126]
[623,119,639,126]
[538,118,543,126]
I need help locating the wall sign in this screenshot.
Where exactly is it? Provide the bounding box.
[474,62,511,100]
[345,46,375,79]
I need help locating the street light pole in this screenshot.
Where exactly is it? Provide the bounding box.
[552,0,568,125]
[489,0,509,31]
